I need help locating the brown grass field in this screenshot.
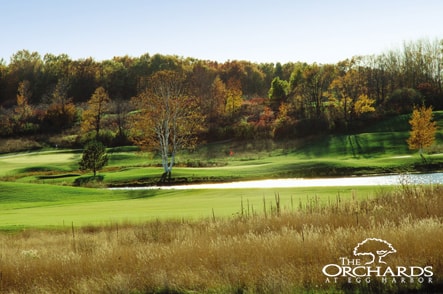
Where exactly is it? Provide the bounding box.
[1,184,442,293]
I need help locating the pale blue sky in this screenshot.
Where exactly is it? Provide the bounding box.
[1,0,442,64]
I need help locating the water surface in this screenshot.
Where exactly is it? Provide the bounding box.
[110,172,443,190]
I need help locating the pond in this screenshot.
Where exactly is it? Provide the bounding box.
[110,172,443,190]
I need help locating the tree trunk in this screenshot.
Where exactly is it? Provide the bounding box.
[159,170,171,183]
[419,147,427,163]
[159,150,175,184]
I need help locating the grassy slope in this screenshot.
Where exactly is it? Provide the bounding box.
[1,112,443,229]
[2,113,443,183]
[0,180,386,229]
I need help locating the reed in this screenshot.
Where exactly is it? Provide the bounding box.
[0,184,442,293]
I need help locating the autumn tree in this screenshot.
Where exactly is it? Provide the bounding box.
[44,79,77,131]
[68,58,100,103]
[255,106,274,138]
[272,102,295,139]
[327,62,375,129]
[130,70,205,182]
[384,88,422,114]
[292,63,335,119]
[225,77,243,116]
[188,62,219,129]
[81,86,111,138]
[210,75,227,119]
[8,50,43,104]
[0,59,9,106]
[14,80,34,132]
[79,140,108,177]
[0,106,13,136]
[43,53,71,89]
[111,98,132,144]
[407,105,437,162]
[353,94,376,118]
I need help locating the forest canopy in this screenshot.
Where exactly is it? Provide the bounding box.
[1,39,442,147]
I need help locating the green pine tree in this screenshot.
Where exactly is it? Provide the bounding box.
[79,140,108,176]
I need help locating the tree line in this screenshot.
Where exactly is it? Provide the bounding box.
[1,38,443,147]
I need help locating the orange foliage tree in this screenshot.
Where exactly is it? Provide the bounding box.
[130,70,205,182]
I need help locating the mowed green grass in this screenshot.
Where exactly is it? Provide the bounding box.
[0,150,81,177]
[2,112,443,184]
[0,142,430,185]
[1,112,443,229]
[0,181,386,230]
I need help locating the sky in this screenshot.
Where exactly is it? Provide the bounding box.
[1,0,443,64]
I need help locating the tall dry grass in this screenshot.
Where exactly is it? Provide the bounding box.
[1,184,442,293]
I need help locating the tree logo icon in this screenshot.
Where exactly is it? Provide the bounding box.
[353,238,397,265]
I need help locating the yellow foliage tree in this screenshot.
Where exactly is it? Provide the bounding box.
[210,75,227,118]
[327,66,373,126]
[407,105,437,161]
[225,78,243,115]
[354,94,375,117]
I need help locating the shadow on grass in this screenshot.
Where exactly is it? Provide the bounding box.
[37,173,80,180]
[273,161,403,178]
[298,131,409,159]
[108,154,136,161]
[18,166,66,173]
[74,175,104,186]
[124,189,159,199]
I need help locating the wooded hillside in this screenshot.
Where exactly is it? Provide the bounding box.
[1,39,442,148]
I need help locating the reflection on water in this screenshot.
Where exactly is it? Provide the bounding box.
[110,172,443,190]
